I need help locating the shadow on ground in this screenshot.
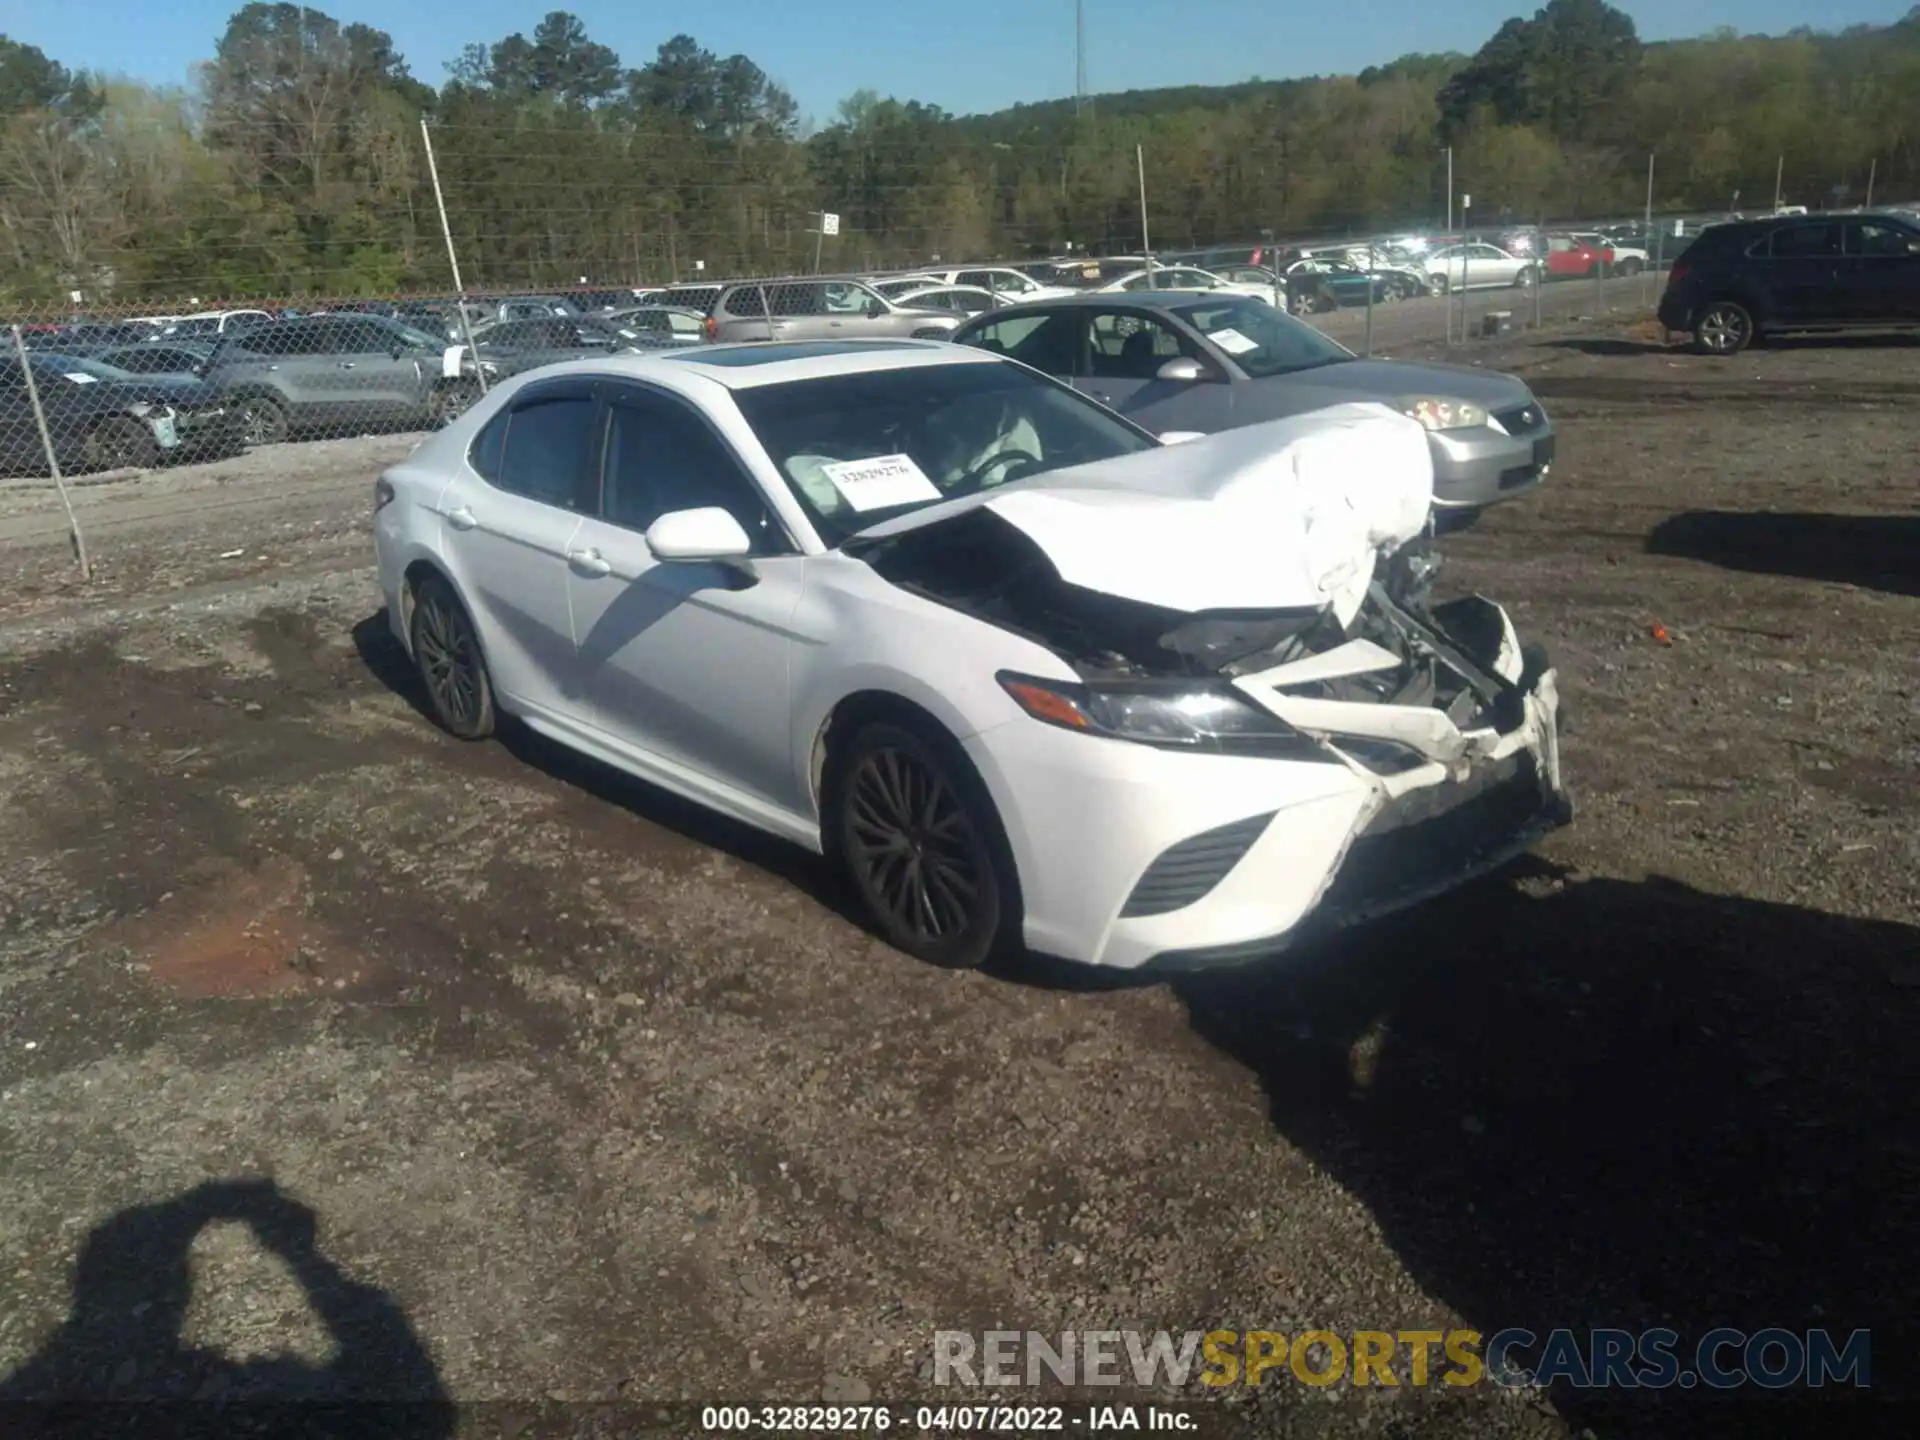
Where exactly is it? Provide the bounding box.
[0,1178,449,1437]
[349,610,869,933]
[1175,864,1917,1436]
[1646,511,1920,597]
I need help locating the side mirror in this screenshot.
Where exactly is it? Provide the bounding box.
[644,507,753,563]
[1159,430,1206,445]
[1156,356,1204,383]
[867,300,887,318]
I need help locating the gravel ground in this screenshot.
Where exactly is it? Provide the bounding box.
[0,322,1914,1439]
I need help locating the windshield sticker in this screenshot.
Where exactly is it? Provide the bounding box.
[1209,328,1258,356]
[819,453,943,512]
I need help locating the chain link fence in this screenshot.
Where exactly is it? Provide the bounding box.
[5,121,1915,577]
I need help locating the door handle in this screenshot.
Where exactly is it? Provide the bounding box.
[567,547,612,577]
[444,506,476,530]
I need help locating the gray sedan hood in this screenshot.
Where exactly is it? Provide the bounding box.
[1265,357,1532,408]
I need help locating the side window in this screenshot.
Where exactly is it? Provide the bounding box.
[470,407,509,482]
[1847,221,1913,257]
[1769,223,1842,258]
[493,392,600,509]
[601,392,781,551]
[345,320,398,354]
[774,283,824,317]
[960,311,1075,375]
[957,270,991,289]
[1086,312,1194,379]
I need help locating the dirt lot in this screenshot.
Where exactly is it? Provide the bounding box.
[1,324,1915,1438]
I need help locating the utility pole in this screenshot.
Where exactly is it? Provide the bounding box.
[1446,147,1454,231]
[1773,155,1784,212]
[1136,145,1151,280]
[1866,157,1877,210]
[1075,0,1087,115]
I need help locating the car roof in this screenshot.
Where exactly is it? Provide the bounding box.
[506,339,1004,393]
[979,290,1255,311]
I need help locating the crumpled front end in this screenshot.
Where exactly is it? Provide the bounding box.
[943,545,1572,971]
[1134,585,1572,971]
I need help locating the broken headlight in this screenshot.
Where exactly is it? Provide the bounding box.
[997,672,1334,760]
[1396,397,1489,432]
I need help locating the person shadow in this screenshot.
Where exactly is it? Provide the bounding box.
[0,1178,451,1438]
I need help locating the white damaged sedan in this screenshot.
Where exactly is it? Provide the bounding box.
[373,340,1571,971]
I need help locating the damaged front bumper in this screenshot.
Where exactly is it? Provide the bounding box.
[962,589,1572,971]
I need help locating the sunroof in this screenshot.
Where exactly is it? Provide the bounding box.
[675,340,927,367]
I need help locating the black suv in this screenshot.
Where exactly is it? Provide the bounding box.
[1657,213,1920,354]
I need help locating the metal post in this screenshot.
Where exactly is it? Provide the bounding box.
[1136,145,1151,286]
[1643,153,1656,308]
[1458,249,1468,341]
[1363,242,1374,358]
[12,325,89,579]
[420,116,487,396]
[1533,211,1543,332]
[1866,158,1877,210]
[1773,155,1784,211]
[813,216,825,275]
[1445,147,1453,232]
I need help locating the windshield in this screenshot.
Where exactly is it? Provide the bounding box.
[732,361,1159,547]
[1173,297,1353,379]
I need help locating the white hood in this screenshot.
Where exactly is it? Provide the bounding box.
[859,402,1434,625]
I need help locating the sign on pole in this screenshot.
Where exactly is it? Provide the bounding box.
[821,212,841,236]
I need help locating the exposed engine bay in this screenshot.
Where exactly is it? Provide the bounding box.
[849,506,1530,736]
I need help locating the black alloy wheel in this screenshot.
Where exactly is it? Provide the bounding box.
[833,721,1008,969]
[410,575,496,739]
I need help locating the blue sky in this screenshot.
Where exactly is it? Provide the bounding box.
[0,0,1910,124]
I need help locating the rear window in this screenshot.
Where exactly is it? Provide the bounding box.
[1767,222,1842,259]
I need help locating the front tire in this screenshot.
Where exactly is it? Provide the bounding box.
[1428,274,1451,297]
[1694,301,1754,356]
[410,575,496,740]
[829,719,1012,970]
[1513,265,1538,289]
[237,392,289,446]
[82,415,161,471]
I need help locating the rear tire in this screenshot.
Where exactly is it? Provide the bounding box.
[1693,301,1754,356]
[827,718,1015,970]
[1513,265,1538,289]
[409,575,496,740]
[429,380,481,427]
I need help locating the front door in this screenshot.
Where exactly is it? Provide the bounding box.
[1840,218,1920,321]
[1073,307,1232,433]
[563,383,808,815]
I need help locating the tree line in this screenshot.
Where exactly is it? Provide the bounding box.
[3,0,1919,305]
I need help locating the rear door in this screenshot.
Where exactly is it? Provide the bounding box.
[1761,221,1845,324]
[435,380,599,714]
[953,309,1080,381]
[1839,218,1920,321]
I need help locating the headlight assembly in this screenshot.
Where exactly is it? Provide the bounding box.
[1397,397,1489,432]
[997,672,1335,761]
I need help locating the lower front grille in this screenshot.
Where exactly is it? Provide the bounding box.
[1120,811,1274,918]
[1319,753,1547,912]
[1498,465,1539,491]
